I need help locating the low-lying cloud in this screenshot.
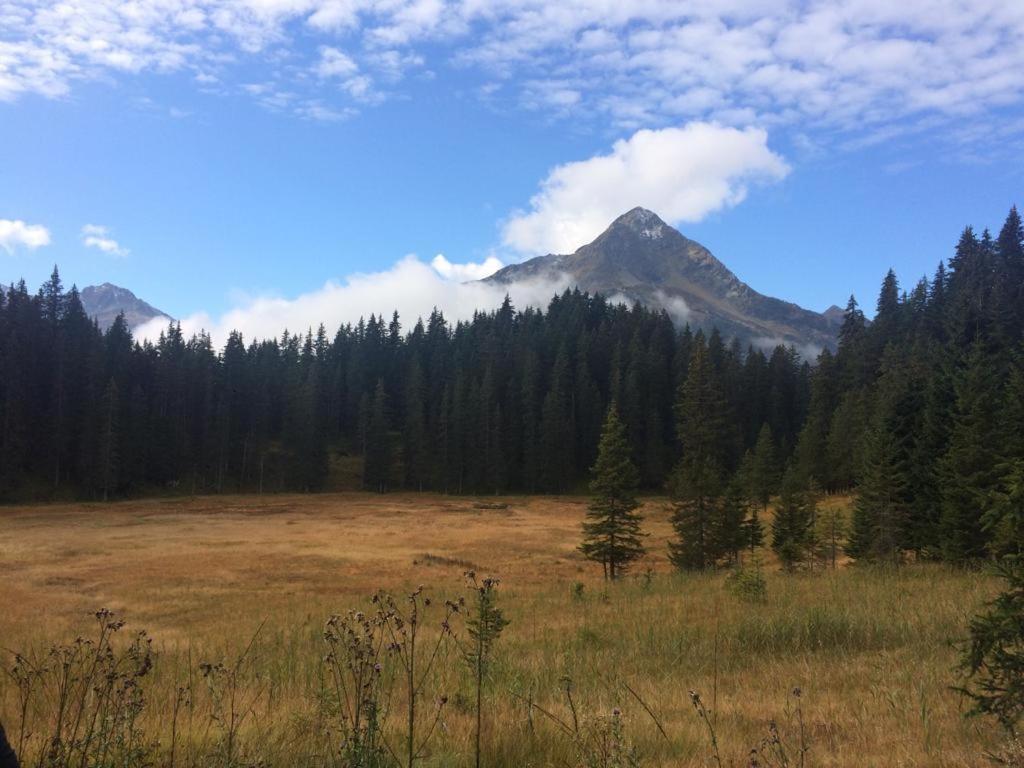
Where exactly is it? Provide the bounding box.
[502,123,790,255]
[429,253,503,281]
[134,254,570,346]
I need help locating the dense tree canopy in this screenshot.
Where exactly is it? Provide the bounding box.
[0,277,810,500]
[2,205,1024,571]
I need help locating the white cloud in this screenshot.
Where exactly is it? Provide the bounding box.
[430,253,503,281]
[81,223,129,256]
[315,46,358,79]
[133,254,569,345]
[0,219,51,253]
[503,122,789,254]
[1,1,1023,150]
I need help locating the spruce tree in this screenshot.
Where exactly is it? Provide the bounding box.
[847,423,908,563]
[960,555,1024,731]
[668,337,728,570]
[96,378,119,501]
[940,343,1003,563]
[714,477,751,565]
[747,423,779,515]
[847,346,916,563]
[363,379,392,493]
[580,405,646,580]
[771,467,813,571]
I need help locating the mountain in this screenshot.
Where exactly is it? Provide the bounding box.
[80,283,171,330]
[484,207,838,351]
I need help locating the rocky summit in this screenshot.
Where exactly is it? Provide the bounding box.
[484,207,838,352]
[80,282,171,330]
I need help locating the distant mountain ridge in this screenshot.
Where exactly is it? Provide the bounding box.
[484,207,838,351]
[80,283,170,330]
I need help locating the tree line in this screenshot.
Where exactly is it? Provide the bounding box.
[580,205,1024,571]
[0,275,810,501]
[1,205,1022,568]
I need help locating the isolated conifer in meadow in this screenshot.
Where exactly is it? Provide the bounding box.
[580,404,646,580]
[463,573,509,768]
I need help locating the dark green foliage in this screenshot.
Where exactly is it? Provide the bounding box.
[772,468,814,571]
[714,477,752,565]
[940,343,1003,563]
[580,405,646,579]
[96,378,119,501]
[668,337,730,570]
[746,423,779,512]
[668,458,722,570]
[0,273,812,501]
[846,345,917,563]
[960,556,1024,732]
[3,201,1024,559]
[363,379,392,493]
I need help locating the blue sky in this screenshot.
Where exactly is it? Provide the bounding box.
[2,0,1023,341]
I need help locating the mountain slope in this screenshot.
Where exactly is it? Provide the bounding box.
[80,283,171,330]
[485,207,837,351]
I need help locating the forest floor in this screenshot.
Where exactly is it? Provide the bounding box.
[0,493,1006,766]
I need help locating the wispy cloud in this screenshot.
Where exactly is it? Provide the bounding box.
[81,224,129,257]
[0,219,51,253]
[1,1,1023,150]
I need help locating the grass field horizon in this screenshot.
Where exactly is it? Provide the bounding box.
[0,493,1005,766]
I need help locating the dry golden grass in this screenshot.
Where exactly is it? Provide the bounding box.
[0,493,1006,766]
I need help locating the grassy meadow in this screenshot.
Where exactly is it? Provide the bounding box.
[0,493,1005,766]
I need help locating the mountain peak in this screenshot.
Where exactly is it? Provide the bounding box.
[80,282,171,330]
[607,207,669,240]
[484,207,840,352]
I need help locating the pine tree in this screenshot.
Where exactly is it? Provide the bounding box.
[960,555,1024,731]
[463,574,509,768]
[668,460,722,570]
[668,337,727,570]
[847,423,908,563]
[772,467,813,571]
[404,359,429,491]
[96,379,119,501]
[363,379,392,493]
[713,477,751,565]
[847,346,916,563]
[580,405,646,580]
[940,343,1003,563]
[747,423,779,514]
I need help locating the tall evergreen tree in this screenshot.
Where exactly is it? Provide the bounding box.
[772,467,814,571]
[668,336,728,570]
[363,379,392,493]
[96,378,119,501]
[580,405,646,580]
[940,343,1003,563]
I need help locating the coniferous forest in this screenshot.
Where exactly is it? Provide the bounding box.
[1,207,1022,566]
